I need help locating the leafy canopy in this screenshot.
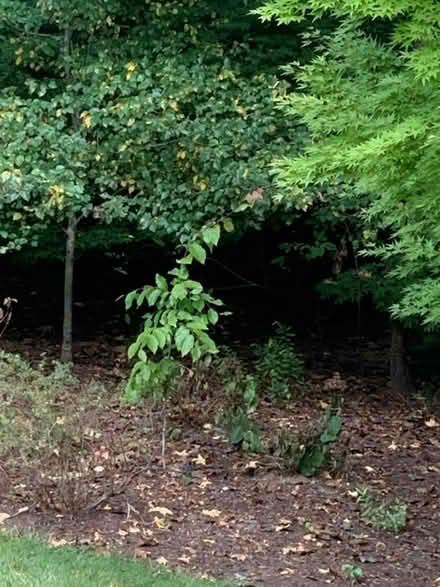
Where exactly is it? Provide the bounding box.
[0,0,305,255]
[254,0,440,328]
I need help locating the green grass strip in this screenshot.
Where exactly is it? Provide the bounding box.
[0,532,227,587]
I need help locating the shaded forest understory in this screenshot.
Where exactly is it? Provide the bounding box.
[0,329,439,586]
[1,252,440,586]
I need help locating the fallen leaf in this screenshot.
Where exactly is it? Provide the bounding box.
[153,517,167,529]
[193,454,206,465]
[129,525,141,534]
[275,519,291,532]
[178,555,191,564]
[149,505,173,516]
[425,417,438,428]
[156,556,168,565]
[388,441,398,451]
[0,512,10,523]
[49,537,68,548]
[202,509,221,518]
[174,449,189,458]
[134,548,150,559]
[280,568,296,576]
[245,460,258,471]
[283,543,307,555]
[230,553,248,561]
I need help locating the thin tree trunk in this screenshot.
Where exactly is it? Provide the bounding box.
[60,22,79,363]
[390,319,412,395]
[61,212,77,363]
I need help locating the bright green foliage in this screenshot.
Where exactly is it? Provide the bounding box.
[255,0,440,328]
[123,223,223,404]
[0,533,225,587]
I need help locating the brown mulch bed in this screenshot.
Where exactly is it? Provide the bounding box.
[0,335,439,586]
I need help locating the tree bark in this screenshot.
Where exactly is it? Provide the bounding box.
[390,319,413,395]
[61,212,77,363]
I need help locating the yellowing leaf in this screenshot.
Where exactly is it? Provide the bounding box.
[126,61,137,73]
[153,517,166,529]
[223,219,234,233]
[80,111,92,128]
[177,150,186,159]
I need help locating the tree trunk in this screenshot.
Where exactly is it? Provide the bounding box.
[390,319,412,395]
[61,212,77,363]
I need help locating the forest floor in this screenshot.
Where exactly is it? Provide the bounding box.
[0,334,439,586]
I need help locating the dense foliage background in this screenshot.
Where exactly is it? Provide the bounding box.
[1,0,439,389]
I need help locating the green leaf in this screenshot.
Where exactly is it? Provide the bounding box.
[178,254,193,265]
[175,325,190,349]
[298,445,327,477]
[320,414,342,444]
[155,274,168,291]
[128,340,140,359]
[152,327,168,348]
[125,291,137,310]
[201,225,221,248]
[191,344,202,361]
[147,288,161,306]
[145,333,159,353]
[180,332,195,357]
[196,331,217,353]
[208,308,218,325]
[189,242,207,264]
[187,319,208,331]
[171,283,187,300]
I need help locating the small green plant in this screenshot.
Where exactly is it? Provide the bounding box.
[296,402,342,476]
[254,322,304,401]
[342,562,363,584]
[123,224,224,464]
[356,488,408,533]
[213,350,263,453]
